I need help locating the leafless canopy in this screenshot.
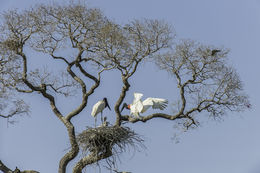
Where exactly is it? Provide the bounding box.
[0,2,250,173]
[153,40,250,128]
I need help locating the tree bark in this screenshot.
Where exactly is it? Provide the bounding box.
[58,122,79,173]
[73,149,112,173]
[0,160,39,173]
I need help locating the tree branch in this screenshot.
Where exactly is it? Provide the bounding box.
[121,113,184,123]
[15,88,33,93]
[174,71,187,114]
[13,51,64,123]
[51,53,70,65]
[77,62,99,83]
[58,121,79,173]
[65,61,87,121]
[0,160,12,173]
[114,75,130,126]
[17,50,78,173]
[0,160,39,173]
[73,149,112,173]
[0,110,27,119]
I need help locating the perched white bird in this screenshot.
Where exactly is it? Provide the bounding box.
[91,97,111,127]
[121,93,168,118]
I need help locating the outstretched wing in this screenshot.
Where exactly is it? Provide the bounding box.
[142,97,168,112]
[133,93,143,104]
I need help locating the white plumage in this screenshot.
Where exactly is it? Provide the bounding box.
[91,97,110,127]
[121,93,168,118]
[91,101,106,117]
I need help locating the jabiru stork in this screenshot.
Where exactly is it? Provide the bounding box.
[91,97,111,127]
[121,93,168,118]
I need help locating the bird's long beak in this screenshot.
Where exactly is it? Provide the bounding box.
[121,103,127,112]
[104,98,111,110]
[120,105,125,112]
[106,102,111,110]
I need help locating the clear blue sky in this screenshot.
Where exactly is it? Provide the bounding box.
[1,0,260,173]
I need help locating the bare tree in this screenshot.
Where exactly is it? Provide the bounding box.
[0,2,250,173]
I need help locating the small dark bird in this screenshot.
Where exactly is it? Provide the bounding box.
[102,116,109,127]
[245,103,251,109]
[211,49,221,56]
[91,97,111,127]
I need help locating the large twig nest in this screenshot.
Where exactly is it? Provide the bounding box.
[1,39,21,51]
[77,125,144,155]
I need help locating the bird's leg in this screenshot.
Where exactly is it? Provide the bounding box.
[95,117,97,128]
[101,111,103,124]
[136,113,143,120]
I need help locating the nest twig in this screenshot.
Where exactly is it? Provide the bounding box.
[77,125,144,156]
[1,39,21,51]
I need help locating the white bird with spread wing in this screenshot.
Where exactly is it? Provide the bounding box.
[121,93,168,118]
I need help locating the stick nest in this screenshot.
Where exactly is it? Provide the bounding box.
[77,125,144,155]
[1,39,21,51]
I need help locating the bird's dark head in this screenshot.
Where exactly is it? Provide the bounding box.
[103,97,111,110]
[211,49,221,56]
[121,103,130,112]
